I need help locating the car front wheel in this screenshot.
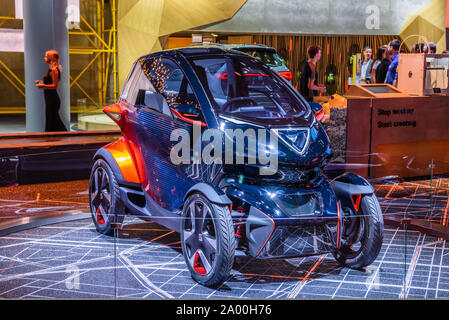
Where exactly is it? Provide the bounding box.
[181,193,235,287]
[332,194,384,269]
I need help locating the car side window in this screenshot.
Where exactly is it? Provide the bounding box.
[119,62,137,102]
[141,57,205,124]
[120,62,156,107]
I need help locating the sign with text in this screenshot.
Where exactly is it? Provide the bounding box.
[346,96,449,179]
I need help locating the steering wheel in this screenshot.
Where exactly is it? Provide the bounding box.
[221,97,258,113]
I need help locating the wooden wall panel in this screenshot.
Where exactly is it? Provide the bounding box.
[253,34,398,95]
[346,96,449,179]
[346,98,372,178]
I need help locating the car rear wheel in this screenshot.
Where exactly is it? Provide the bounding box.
[89,158,124,235]
[181,193,235,287]
[332,194,384,269]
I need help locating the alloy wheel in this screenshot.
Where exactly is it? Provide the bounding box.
[90,167,112,226]
[182,199,217,275]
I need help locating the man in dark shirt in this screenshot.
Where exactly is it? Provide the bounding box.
[299,45,325,102]
[385,39,401,85]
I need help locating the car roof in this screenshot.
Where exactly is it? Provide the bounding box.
[190,43,276,52]
[139,46,249,62]
[229,44,276,53]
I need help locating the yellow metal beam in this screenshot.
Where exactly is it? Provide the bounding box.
[0,59,25,88]
[80,15,111,51]
[70,75,100,108]
[0,1,118,115]
[70,52,101,88]
[71,27,100,49]
[69,31,96,35]
[103,28,113,103]
[0,69,25,96]
[97,0,104,106]
[0,9,16,28]
[67,0,118,106]
[112,0,118,101]
[69,48,114,54]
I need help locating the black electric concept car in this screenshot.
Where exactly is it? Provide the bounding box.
[89,47,384,286]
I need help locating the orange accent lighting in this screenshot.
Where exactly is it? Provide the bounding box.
[170,108,207,127]
[443,196,449,226]
[279,71,293,82]
[315,108,324,121]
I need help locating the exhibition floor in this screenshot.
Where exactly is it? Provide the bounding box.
[0,115,26,134]
[0,178,448,299]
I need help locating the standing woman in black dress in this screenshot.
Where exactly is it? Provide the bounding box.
[35,50,67,131]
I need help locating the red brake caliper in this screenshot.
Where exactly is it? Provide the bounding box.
[193,252,207,275]
[351,194,362,212]
[96,207,105,225]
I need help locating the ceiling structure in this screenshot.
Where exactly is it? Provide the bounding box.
[197,0,436,36]
[399,0,447,52]
[117,0,247,88]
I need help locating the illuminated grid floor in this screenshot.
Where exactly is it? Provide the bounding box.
[0,179,448,299]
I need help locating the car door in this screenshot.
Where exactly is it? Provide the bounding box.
[124,57,209,212]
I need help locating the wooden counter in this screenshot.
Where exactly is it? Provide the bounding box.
[0,130,121,186]
[346,95,449,179]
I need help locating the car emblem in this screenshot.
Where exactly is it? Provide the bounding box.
[273,128,310,155]
[286,134,298,143]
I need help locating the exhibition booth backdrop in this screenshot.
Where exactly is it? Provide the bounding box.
[2,0,447,121]
[252,34,398,94]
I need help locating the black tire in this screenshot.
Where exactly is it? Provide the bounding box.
[332,194,384,269]
[89,158,125,235]
[181,193,235,287]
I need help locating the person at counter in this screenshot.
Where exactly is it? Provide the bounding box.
[412,43,425,53]
[371,46,386,83]
[411,42,436,54]
[298,45,326,102]
[359,46,373,84]
[385,39,401,86]
[375,46,391,84]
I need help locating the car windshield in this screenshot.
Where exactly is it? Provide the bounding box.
[189,55,307,120]
[238,49,285,67]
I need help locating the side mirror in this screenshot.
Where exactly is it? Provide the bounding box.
[309,102,324,122]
